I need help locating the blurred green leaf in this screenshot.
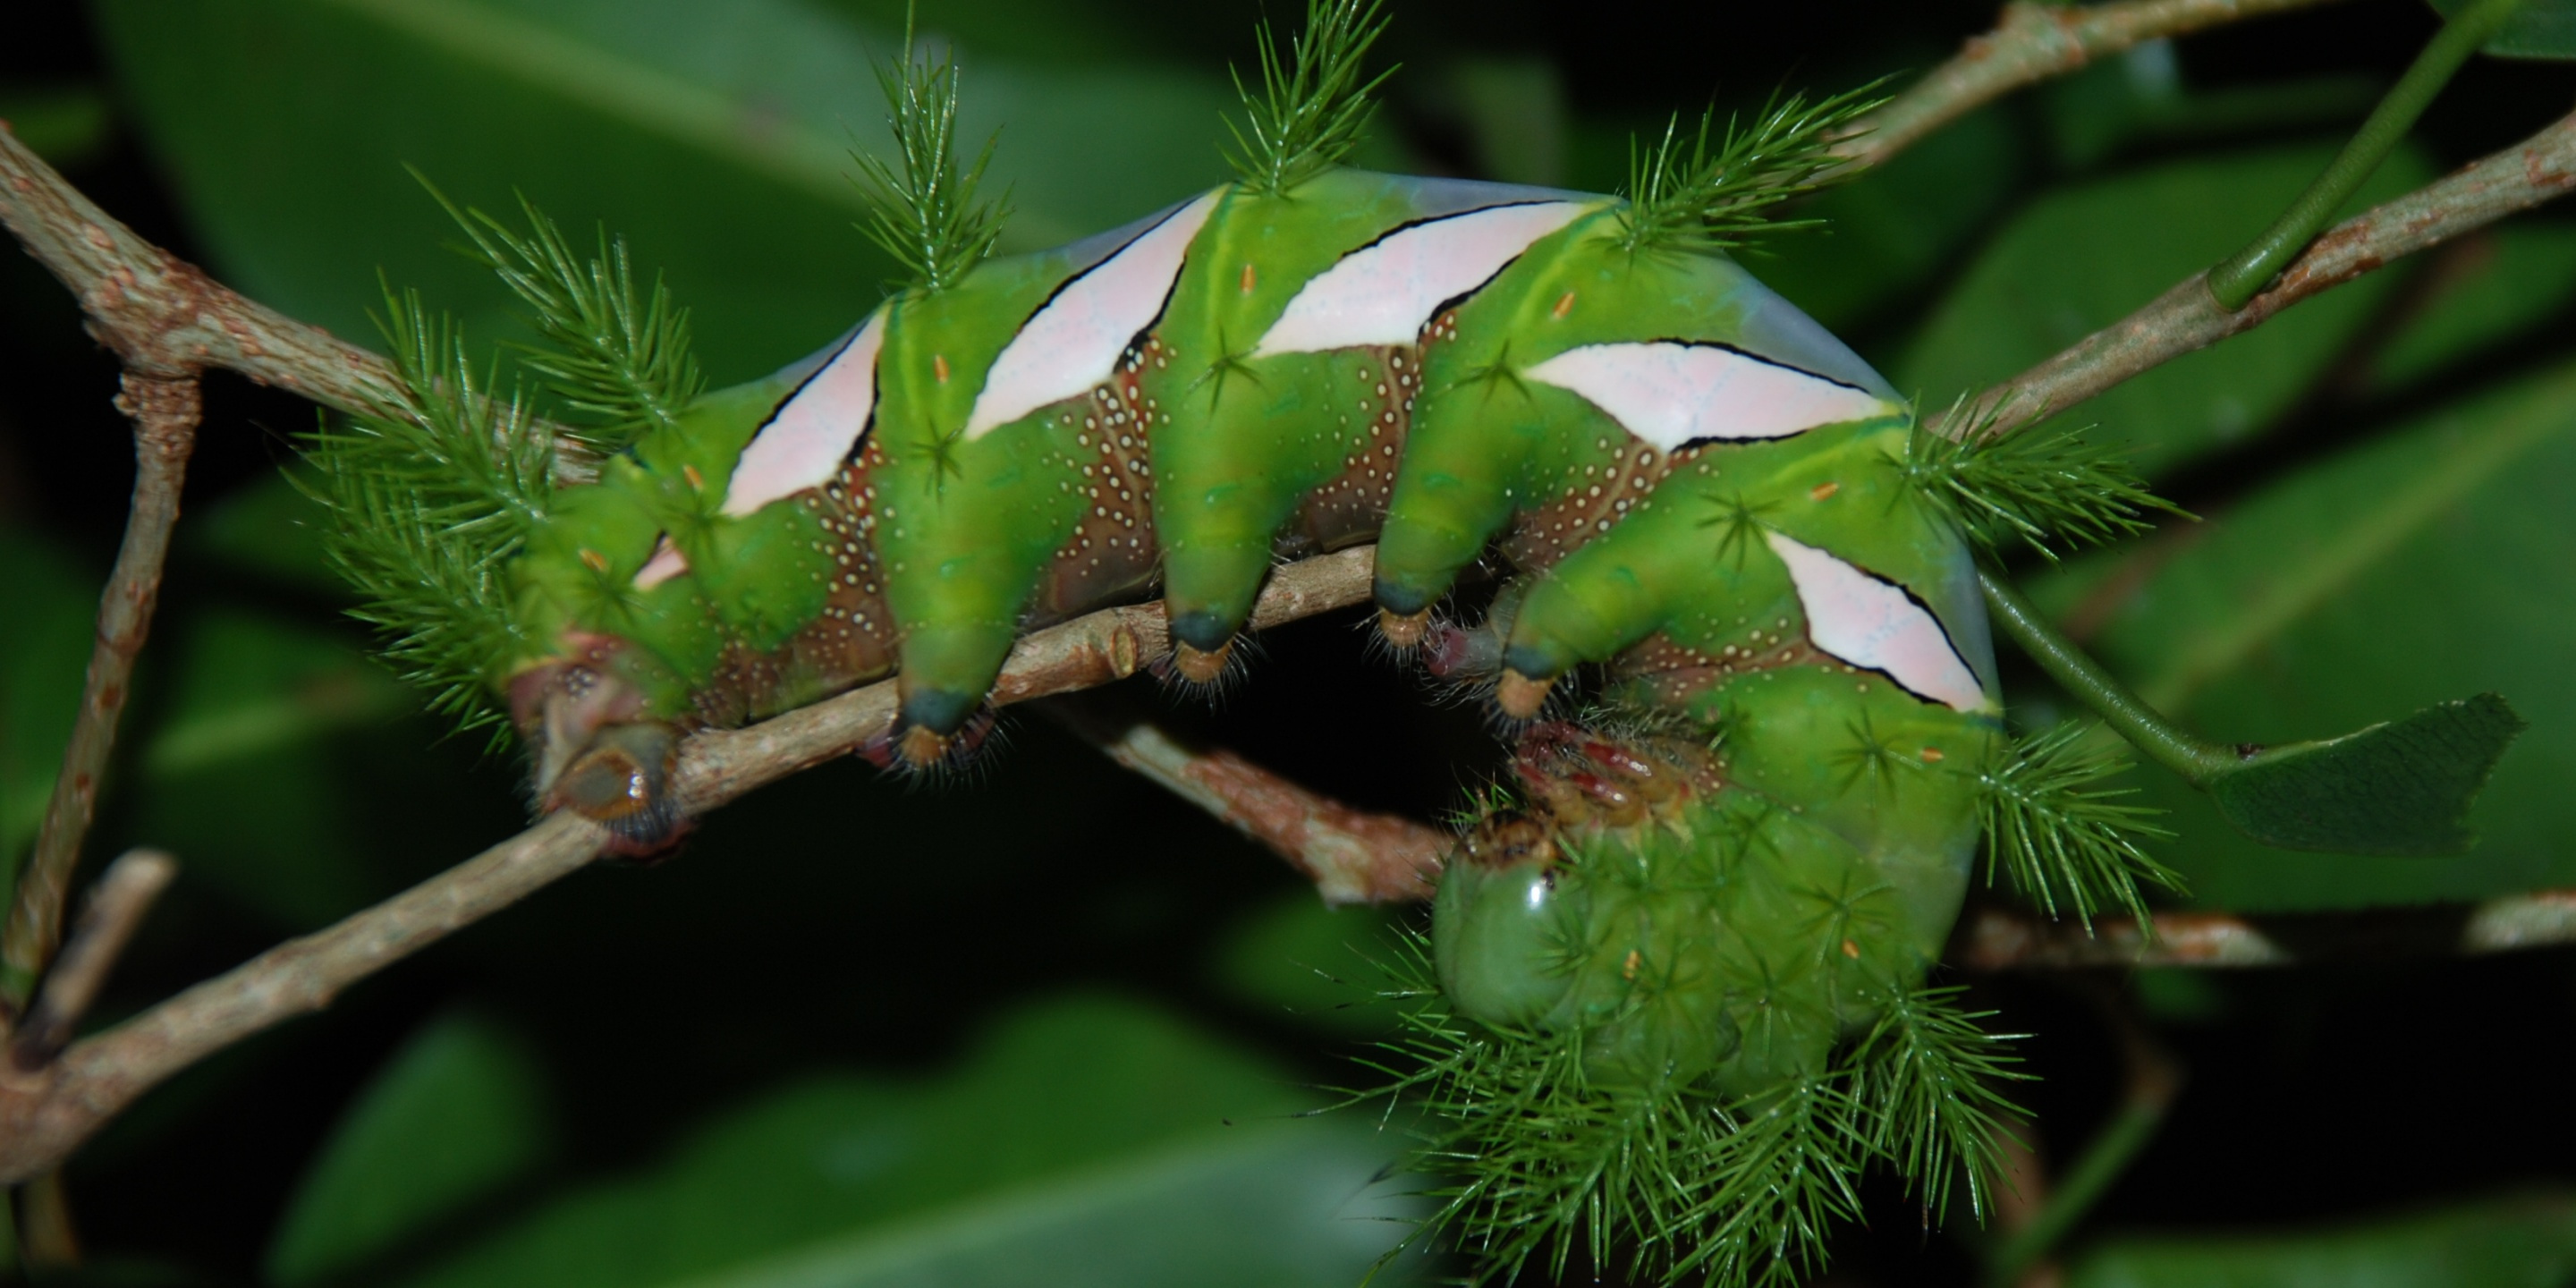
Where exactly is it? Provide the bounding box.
[395,995,1419,1288]
[1211,892,1409,1039]
[2068,1190,2576,1287]
[2039,42,2380,171]
[132,610,411,927]
[95,0,1236,386]
[267,1012,554,1286]
[1896,142,2433,476]
[1754,105,2023,331]
[2031,360,2576,909]
[2366,224,2576,393]
[190,469,343,593]
[2429,0,2576,59]
[0,81,114,167]
[0,530,95,905]
[1432,56,1569,189]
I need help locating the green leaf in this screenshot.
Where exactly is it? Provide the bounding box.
[1895,141,2434,477]
[93,0,1234,385]
[0,81,114,167]
[2038,41,2381,172]
[2364,224,2576,394]
[1751,104,2022,330]
[2029,360,2576,909]
[2068,1190,2576,1288]
[189,470,343,593]
[394,995,1419,1288]
[267,1012,554,1286]
[132,610,412,928]
[2206,692,2523,854]
[2429,0,2576,59]
[1210,891,1409,1039]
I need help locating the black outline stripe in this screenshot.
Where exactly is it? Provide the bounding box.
[1010,194,1209,341]
[1775,536,1985,711]
[732,324,880,507]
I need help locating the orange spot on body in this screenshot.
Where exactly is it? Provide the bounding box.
[933,353,951,384]
[1809,480,1840,501]
[1240,262,1257,293]
[1552,291,1575,318]
[682,463,705,491]
[1841,938,1860,959]
[579,548,609,573]
[1919,746,1945,763]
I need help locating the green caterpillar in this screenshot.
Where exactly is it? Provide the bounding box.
[317,4,2181,1284]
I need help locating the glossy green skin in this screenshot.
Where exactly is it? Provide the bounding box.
[1437,676,1996,1090]
[497,165,2001,1092]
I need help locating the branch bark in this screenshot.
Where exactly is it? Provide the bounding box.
[1046,699,1446,905]
[1939,106,2576,440]
[1835,0,2351,172]
[1,375,199,1016]
[1957,886,2576,969]
[0,127,399,414]
[0,548,1378,1184]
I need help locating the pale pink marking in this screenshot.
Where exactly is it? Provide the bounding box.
[721,310,888,518]
[1762,530,1988,713]
[1252,201,1594,355]
[634,536,688,589]
[963,191,1224,438]
[1522,343,1894,451]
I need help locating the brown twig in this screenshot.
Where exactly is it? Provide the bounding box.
[0,548,1377,1185]
[1,373,199,1021]
[1957,886,2576,969]
[8,851,175,1074]
[1836,0,2352,172]
[1938,106,2576,441]
[0,125,400,414]
[1044,697,1446,905]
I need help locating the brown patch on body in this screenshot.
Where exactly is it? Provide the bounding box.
[1035,344,1163,620]
[1285,343,1416,553]
[1504,440,1694,572]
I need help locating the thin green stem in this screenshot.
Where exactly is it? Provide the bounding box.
[1982,1105,2165,1286]
[1978,568,2235,784]
[2207,0,2523,309]
[1982,988,2182,1288]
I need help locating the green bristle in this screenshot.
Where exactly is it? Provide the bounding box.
[1225,0,1394,197]
[1618,85,1885,256]
[852,13,1010,293]
[1850,985,2029,1224]
[1357,927,2011,1288]
[422,178,703,455]
[1979,722,2184,928]
[302,285,553,741]
[1902,403,2190,560]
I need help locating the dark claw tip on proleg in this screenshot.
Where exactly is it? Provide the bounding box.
[901,687,981,738]
[1168,609,1234,653]
[1373,578,1434,616]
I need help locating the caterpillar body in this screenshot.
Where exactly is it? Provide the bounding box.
[334,5,2081,1282]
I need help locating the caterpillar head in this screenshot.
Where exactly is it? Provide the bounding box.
[1436,721,1738,1086]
